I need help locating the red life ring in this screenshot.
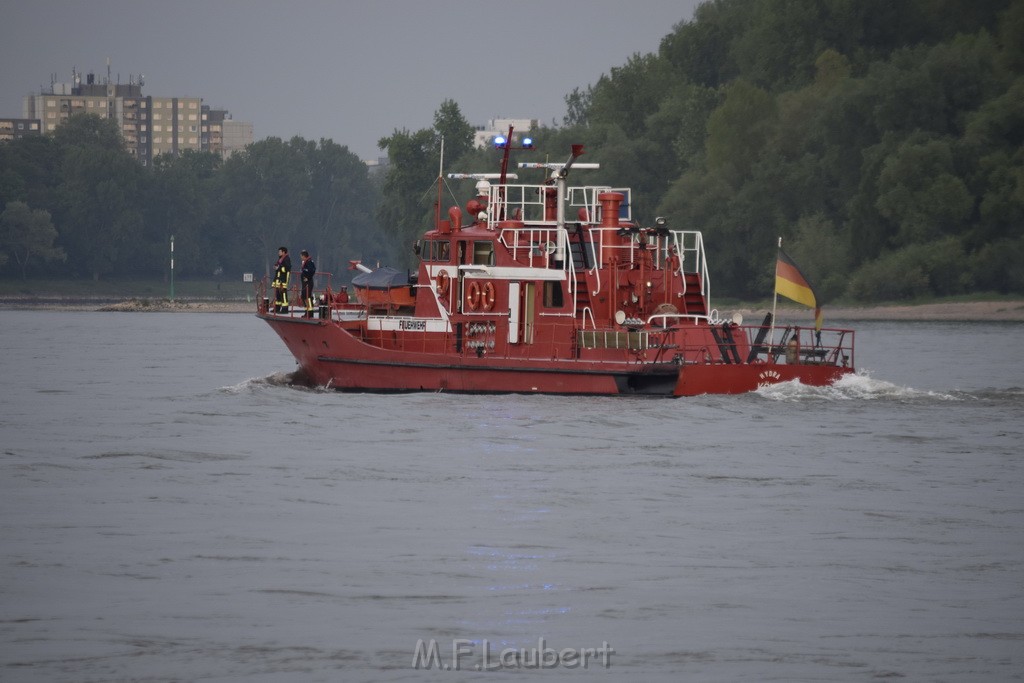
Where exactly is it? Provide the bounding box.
[465,281,481,311]
[436,270,450,296]
[481,281,496,311]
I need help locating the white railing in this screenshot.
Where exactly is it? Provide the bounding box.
[671,230,710,302]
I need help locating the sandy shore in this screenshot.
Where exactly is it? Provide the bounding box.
[753,300,1024,323]
[2,297,1024,321]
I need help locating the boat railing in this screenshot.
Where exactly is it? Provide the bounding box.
[497,225,572,270]
[643,322,855,368]
[256,272,337,316]
[488,184,556,224]
[583,237,601,295]
[768,325,855,368]
[496,225,579,315]
[566,186,633,224]
[647,313,714,327]
[581,306,596,330]
[670,230,710,301]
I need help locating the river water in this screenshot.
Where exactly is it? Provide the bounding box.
[0,311,1021,682]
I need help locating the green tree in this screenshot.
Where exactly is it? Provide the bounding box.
[145,151,221,278]
[294,137,381,277]
[787,213,852,302]
[587,53,671,138]
[875,134,973,246]
[51,114,146,280]
[377,101,475,268]
[706,79,778,184]
[563,87,592,127]
[0,135,61,212]
[0,201,66,278]
[659,0,746,88]
[432,99,475,163]
[215,137,310,277]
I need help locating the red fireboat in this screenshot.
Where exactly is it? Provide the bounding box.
[258,135,855,396]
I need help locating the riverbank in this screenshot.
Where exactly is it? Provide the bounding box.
[0,297,255,313]
[760,299,1024,323]
[2,296,1024,321]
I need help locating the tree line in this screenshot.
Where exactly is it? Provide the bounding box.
[547,0,1024,300]
[0,114,383,283]
[379,0,1023,301]
[2,0,1022,302]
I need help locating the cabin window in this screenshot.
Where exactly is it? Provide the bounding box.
[543,281,564,308]
[458,241,467,264]
[420,240,449,262]
[473,241,494,266]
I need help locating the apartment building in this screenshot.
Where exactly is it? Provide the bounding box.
[0,118,40,142]
[7,68,251,164]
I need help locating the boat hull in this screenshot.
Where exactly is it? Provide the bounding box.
[260,314,853,397]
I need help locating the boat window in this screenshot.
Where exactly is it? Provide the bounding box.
[437,241,450,262]
[543,281,564,308]
[458,241,467,264]
[420,240,432,262]
[473,241,494,266]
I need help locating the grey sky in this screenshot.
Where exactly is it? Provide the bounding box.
[0,0,702,161]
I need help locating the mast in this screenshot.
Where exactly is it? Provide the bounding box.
[435,136,444,229]
[518,145,598,262]
[770,236,780,353]
[497,125,514,186]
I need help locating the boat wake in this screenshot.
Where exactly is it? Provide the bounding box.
[755,372,960,403]
[219,370,320,394]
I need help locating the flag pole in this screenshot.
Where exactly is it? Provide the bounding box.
[769,236,780,356]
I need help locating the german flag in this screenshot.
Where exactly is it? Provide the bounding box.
[776,248,823,330]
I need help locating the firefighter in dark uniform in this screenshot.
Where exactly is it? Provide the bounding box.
[272,246,292,313]
[300,250,316,318]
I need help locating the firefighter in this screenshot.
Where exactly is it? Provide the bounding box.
[272,246,292,313]
[300,250,316,318]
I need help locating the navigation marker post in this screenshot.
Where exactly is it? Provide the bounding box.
[170,235,175,302]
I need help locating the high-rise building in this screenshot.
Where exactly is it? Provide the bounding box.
[0,118,40,142]
[6,66,252,164]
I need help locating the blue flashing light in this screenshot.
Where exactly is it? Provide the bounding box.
[522,137,533,148]
[493,135,507,148]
